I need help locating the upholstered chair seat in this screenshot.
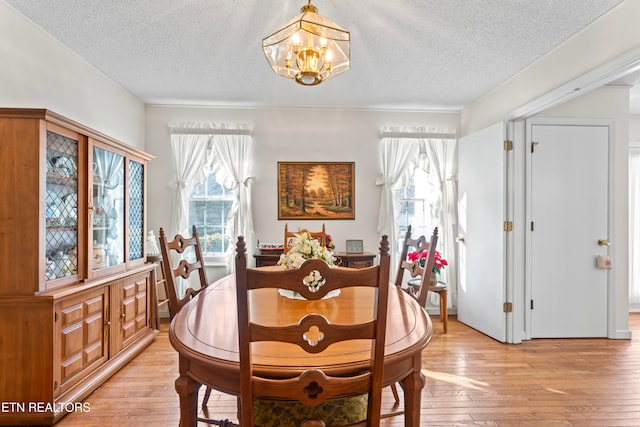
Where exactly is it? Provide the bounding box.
[253,395,368,427]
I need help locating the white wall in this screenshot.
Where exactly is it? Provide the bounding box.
[534,86,630,336]
[0,1,145,148]
[461,0,640,136]
[145,105,460,282]
[631,116,640,143]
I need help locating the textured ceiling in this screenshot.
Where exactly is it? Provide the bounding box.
[5,0,636,113]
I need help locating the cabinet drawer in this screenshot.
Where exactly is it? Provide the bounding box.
[345,260,373,269]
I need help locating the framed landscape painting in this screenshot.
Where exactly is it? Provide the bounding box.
[278,161,355,220]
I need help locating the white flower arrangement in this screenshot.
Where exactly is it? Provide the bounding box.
[277,231,340,300]
[277,231,335,270]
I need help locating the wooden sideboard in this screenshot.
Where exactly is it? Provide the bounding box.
[254,251,377,268]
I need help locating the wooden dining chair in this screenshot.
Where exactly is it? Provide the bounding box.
[158,226,230,426]
[284,223,327,253]
[234,234,391,427]
[395,225,444,329]
[158,226,209,318]
[388,226,442,408]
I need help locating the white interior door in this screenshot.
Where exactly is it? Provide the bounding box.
[528,120,610,338]
[457,122,506,342]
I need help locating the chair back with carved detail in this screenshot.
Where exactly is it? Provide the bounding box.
[394,225,439,308]
[160,226,233,425]
[235,235,391,427]
[284,223,327,253]
[158,226,208,319]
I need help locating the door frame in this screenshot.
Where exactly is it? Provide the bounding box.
[506,121,525,343]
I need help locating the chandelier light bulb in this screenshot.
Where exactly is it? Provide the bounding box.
[325,49,332,62]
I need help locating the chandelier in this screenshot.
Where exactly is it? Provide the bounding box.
[262,1,350,86]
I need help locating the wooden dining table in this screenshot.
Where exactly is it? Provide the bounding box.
[169,271,433,427]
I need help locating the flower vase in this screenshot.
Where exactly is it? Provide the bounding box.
[278,289,341,300]
[430,272,437,287]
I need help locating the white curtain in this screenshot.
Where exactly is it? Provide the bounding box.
[420,136,458,309]
[168,123,213,296]
[376,130,420,268]
[93,148,125,245]
[168,123,213,238]
[210,125,254,273]
[377,126,458,311]
[630,149,640,305]
[93,148,124,189]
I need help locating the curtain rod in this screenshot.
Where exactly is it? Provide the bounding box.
[380,131,457,139]
[169,128,252,136]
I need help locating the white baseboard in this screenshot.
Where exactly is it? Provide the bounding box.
[425,308,457,316]
[612,329,632,339]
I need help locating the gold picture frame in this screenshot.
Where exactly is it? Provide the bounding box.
[278,161,355,220]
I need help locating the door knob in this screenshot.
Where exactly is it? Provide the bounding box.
[456,236,465,243]
[598,239,610,246]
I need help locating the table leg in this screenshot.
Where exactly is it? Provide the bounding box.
[401,355,425,427]
[441,290,448,333]
[175,358,200,427]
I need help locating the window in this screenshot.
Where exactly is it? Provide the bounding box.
[189,169,234,255]
[395,160,439,237]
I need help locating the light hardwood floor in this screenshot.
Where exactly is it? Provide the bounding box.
[56,314,640,426]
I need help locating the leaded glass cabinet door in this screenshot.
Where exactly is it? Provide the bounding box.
[128,158,145,265]
[45,129,80,284]
[91,144,125,274]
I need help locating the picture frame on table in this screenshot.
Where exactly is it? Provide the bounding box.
[346,239,364,253]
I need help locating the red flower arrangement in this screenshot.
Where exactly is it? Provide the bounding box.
[407,250,448,274]
[325,234,335,250]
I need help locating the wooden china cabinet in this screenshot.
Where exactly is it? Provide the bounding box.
[0,109,155,425]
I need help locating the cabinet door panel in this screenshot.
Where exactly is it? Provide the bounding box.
[61,353,83,381]
[85,312,104,351]
[123,282,136,299]
[85,341,104,365]
[56,287,108,395]
[128,158,145,264]
[60,303,83,326]
[61,324,83,378]
[45,127,81,289]
[61,322,82,354]
[115,272,150,352]
[90,144,125,274]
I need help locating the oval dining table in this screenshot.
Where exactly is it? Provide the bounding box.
[169,271,433,427]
